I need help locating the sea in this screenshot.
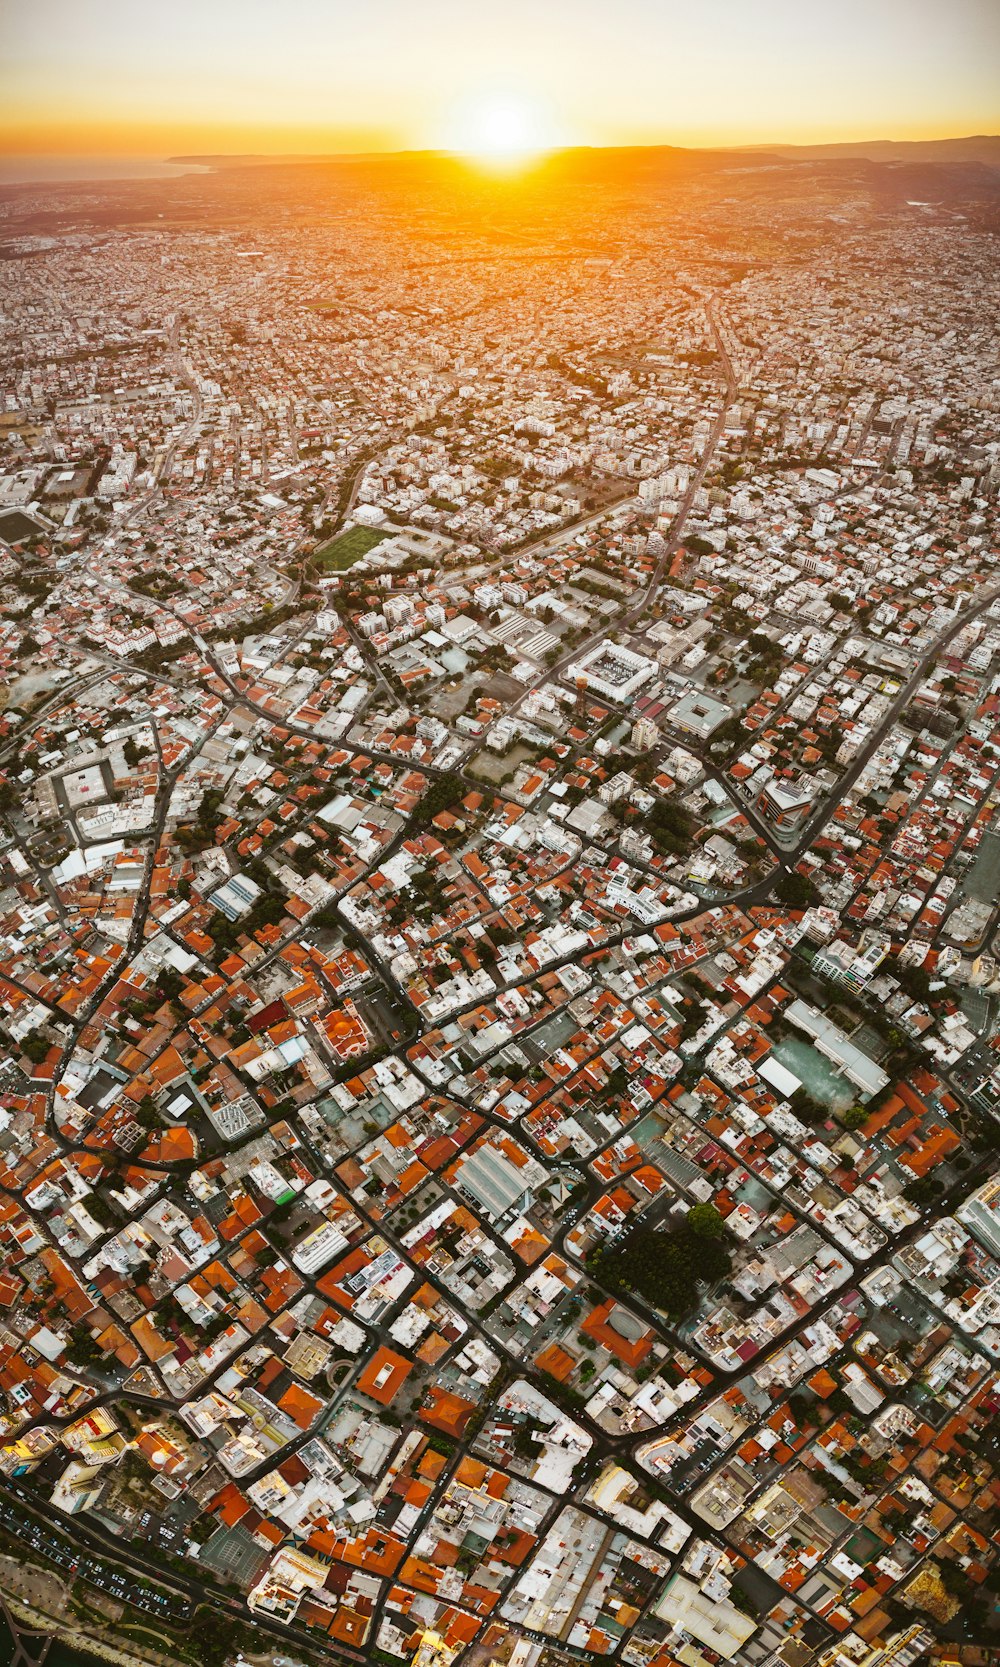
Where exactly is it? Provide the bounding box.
[0,158,209,185]
[0,1614,105,1666]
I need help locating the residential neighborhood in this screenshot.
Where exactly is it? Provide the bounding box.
[0,138,998,1667]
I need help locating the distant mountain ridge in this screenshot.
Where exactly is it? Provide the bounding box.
[738,135,1000,166]
[169,135,1000,170]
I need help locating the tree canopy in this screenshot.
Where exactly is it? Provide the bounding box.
[687,1202,726,1238]
[596,1220,731,1318]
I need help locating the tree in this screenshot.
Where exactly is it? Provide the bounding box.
[645,795,696,857]
[730,1586,760,1618]
[971,1120,1000,1154]
[409,773,465,828]
[687,1203,726,1238]
[774,870,819,909]
[85,1192,117,1228]
[597,1222,731,1319]
[786,1391,816,1430]
[938,1561,972,1599]
[842,1106,869,1130]
[20,1029,52,1065]
[66,1325,102,1367]
[896,961,932,1003]
[191,1607,261,1667]
[134,1095,163,1132]
[903,1175,941,1206]
[790,1088,827,1126]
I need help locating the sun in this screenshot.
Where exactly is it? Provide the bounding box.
[446,89,559,171]
[464,95,541,162]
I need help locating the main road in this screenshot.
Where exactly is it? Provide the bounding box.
[786,579,1000,864]
[507,297,738,718]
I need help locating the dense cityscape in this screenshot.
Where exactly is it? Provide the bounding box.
[0,140,999,1667]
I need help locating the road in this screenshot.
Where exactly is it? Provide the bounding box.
[507,299,738,721]
[4,289,999,1665]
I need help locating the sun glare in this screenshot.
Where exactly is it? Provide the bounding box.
[449,91,557,170]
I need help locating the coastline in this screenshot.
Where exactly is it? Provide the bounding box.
[0,1587,185,1667]
[0,159,211,185]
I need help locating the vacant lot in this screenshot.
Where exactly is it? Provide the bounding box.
[313,524,391,571]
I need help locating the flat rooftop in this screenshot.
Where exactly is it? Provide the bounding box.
[785,999,889,1099]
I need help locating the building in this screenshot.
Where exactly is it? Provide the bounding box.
[291,1221,348,1276]
[785,1000,889,1099]
[208,873,263,921]
[631,715,660,751]
[813,932,889,993]
[356,1345,414,1406]
[566,642,657,703]
[654,1574,756,1660]
[452,1143,534,1219]
[668,689,734,741]
[757,778,814,830]
[957,1174,1000,1258]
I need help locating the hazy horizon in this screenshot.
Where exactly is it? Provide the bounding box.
[3,130,999,191]
[4,0,999,170]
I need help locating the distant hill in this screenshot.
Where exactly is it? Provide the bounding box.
[170,135,1000,172]
[170,152,392,166]
[738,135,1000,167]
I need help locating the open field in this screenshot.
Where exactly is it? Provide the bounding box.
[312,524,391,571]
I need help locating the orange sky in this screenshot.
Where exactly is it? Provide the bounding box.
[3,0,998,161]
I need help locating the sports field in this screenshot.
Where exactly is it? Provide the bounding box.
[312,524,391,571]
